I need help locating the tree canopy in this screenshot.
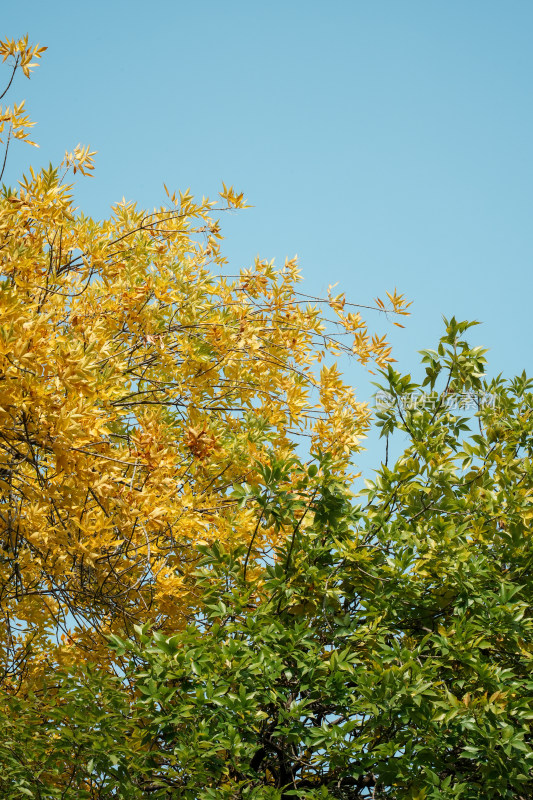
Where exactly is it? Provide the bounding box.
[2,35,532,800]
[3,318,533,799]
[0,37,408,684]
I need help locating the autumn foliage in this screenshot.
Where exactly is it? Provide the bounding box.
[0,38,409,683]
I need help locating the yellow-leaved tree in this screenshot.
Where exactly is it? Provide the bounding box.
[0,37,409,684]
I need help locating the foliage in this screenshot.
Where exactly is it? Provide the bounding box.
[0,665,145,799]
[0,37,409,683]
[3,319,533,799]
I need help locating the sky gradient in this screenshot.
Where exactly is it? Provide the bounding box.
[3,0,532,469]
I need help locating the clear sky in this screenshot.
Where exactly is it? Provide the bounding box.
[3,0,532,470]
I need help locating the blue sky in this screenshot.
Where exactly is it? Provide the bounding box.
[3,0,532,470]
